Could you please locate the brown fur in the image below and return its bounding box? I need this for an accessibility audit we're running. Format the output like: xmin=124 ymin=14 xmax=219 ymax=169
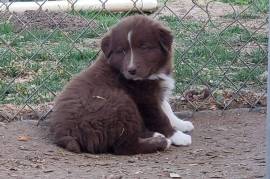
xmin=50 ymin=15 xmax=177 ymax=155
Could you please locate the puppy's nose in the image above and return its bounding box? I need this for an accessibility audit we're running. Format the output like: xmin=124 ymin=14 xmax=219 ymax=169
xmin=128 ymin=68 xmax=136 ymax=75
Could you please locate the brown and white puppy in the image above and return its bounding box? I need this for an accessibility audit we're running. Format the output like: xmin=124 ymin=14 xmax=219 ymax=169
xmin=50 ymin=15 xmax=194 ymax=155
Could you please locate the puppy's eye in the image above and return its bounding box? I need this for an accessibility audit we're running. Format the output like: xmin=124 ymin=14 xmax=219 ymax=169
xmin=140 ymin=44 xmax=153 ymax=50
xmin=115 ymin=48 xmax=126 ymax=55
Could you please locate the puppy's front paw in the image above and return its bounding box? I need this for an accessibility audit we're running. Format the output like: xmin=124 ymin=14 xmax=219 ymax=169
xmin=153 ymin=132 xmax=171 ymax=149
xmin=173 ymin=119 xmax=194 ymax=132
xmin=169 ymin=131 xmax=192 ymax=146
xmin=180 ymin=121 xmax=194 ymax=132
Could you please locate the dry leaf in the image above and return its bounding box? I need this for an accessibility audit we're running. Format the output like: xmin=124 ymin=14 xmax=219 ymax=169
xmin=17 ymin=135 xmax=31 ymax=141
xmin=198 ymin=88 xmax=210 ymax=100
xmin=209 ymin=105 xmax=217 ymax=111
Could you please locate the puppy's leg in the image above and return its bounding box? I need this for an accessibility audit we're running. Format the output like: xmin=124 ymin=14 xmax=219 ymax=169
xmin=113 ymin=131 xmax=171 ymax=155
xmin=139 ymin=104 xmax=192 ymax=146
xmin=161 ymin=100 xmax=194 ymax=132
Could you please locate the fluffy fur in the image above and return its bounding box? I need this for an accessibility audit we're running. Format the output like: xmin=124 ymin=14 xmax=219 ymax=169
xmin=50 ymin=15 xmax=193 ymax=155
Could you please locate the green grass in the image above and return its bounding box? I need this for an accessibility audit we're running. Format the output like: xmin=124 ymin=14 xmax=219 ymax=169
xmin=218 ymin=0 xmax=269 ymax=13
xmin=219 ymin=0 xmax=250 ymax=5
xmin=0 ymin=22 xmax=13 ymax=34
xmin=0 ymin=23 xmax=98 ymax=104
xmin=232 ymin=67 xmax=265 ymax=82
xmin=0 ymin=46 xmax=97 ymax=104
xmin=253 ymin=0 xmax=269 ymax=13
xmin=223 ymin=12 xmax=260 ymax=19
xmin=160 ymin=15 xmax=267 ymax=93
xmin=247 ymin=48 xmax=267 ymax=64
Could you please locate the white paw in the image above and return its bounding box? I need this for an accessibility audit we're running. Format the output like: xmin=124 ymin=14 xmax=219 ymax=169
xmin=169 ymin=131 xmax=192 ymax=146
xmin=174 ymin=120 xmax=194 ymax=132
xmin=153 ymin=132 xmax=165 ymax=138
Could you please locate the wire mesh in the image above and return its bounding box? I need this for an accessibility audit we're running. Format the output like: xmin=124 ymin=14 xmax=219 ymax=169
xmin=0 ymin=0 xmax=268 ymax=122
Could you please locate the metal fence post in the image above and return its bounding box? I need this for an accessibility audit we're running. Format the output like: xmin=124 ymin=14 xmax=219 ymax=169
xmin=267 ymin=2 xmax=270 ymax=177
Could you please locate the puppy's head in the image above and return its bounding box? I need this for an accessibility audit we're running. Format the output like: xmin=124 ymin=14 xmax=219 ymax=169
xmin=101 ymin=15 xmax=173 ymax=80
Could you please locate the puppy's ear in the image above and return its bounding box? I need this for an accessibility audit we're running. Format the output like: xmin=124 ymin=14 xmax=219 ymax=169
xmin=101 ymin=34 xmax=112 ymax=58
xmin=159 ymin=27 xmax=173 ymax=53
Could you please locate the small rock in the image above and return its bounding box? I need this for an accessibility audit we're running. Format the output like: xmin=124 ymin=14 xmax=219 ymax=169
xmin=17 ymin=135 xmax=31 ymax=142
xmin=201 ymin=171 xmax=208 ymax=174
xmin=104 ymin=175 xmax=123 ymax=179
xmin=135 ymin=171 xmax=143 ymax=174
xmin=253 ymin=157 xmax=264 ymax=160
xmin=9 ymin=167 xmax=18 ymax=171
xmin=0 ymin=122 xmax=6 ymax=126
xmin=169 ymin=173 xmax=181 ymax=178
xmin=96 ymin=162 xmax=109 ymax=166
xmin=43 ymin=170 xmax=54 ymax=173
xmin=18 ymin=146 xmax=34 ymax=151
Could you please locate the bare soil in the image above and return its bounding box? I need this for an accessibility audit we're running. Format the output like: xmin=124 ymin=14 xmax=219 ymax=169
xmin=0 ymin=108 xmax=266 ymax=179
xmin=0 ymin=10 xmax=97 ymax=32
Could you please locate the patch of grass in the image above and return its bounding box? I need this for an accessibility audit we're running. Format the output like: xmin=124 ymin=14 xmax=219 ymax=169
xmin=219 ymin=0 xmax=250 ymax=5
xmin=247 ymin=48 xmax=267 ymax=64
xmin=0 ymin=27 xmax=98 ymax=104
xmin=0 ymin=22 xmax=13 ymax=34
xmin=223 ymin=12 xmax=260 ymax=19
xmin=223 ymin=25 xmax=248 ymax=34
xmin=241 ymin=32 xmax=268 ymax=44
xmin=0 ymin=50 xmax=19 ymax=78
xmin=251 ymin=0 xmax=269 ymax=13
xmin=16 ymin=30 xmax=70 ymax=45
xmin=0 ymin=23 xmax=16 ymax=45
xmin=232 ymin=67 xmax=264 ymax=82
xmin=220 ymin=25 xmax=268 ymax=45
xmin=160 ymin=16 xmax=203 ymax=32
xmin=217 ymin=0 xmax=269 ymax=13
xmin=0 ymin=44 xmax=97 ymax=104
xmin=160 ymin=15 xmax=267 ymax=93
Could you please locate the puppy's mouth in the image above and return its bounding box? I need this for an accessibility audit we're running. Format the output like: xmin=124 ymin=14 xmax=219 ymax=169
xmin=123 ymin=72 xmax=144 ymax=81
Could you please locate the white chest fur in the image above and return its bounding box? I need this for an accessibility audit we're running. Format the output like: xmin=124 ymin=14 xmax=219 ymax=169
xmin=148 ymin=73 xmax=175 ymax=101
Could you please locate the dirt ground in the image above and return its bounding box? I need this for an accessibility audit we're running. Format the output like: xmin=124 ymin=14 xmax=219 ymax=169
xmin=0 ymin=10 xmax=97 ymax=32
xmin=0 ymin=108 xmax=266 ymax=179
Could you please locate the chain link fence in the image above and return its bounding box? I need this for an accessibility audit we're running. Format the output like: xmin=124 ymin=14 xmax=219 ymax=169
xmin=0 ymin=0 xmax=268 ymax=122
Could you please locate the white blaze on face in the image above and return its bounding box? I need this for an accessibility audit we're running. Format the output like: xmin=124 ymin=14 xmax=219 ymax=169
xmin=127 ymin=31 xmax=134 ymax=69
